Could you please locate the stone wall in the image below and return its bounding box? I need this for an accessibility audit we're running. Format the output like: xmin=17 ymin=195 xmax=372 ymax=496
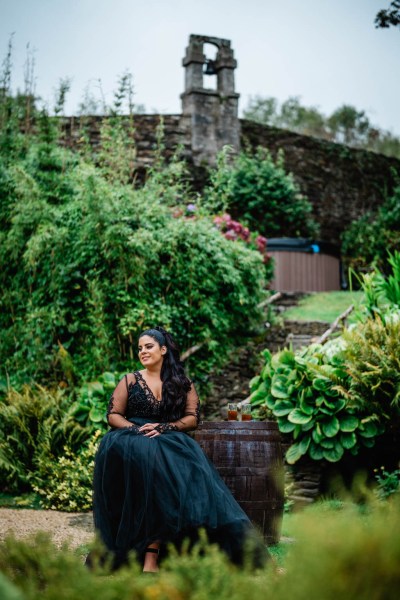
xmin=61 ymin=114 xmax=400 ymax=245
xmin=241 ymin=120 xmax=400 ymax=243
xmin=202 ymin=315 xmax=329 ymax=421
xmin=62 ymin=114 xmax=187 ymax=182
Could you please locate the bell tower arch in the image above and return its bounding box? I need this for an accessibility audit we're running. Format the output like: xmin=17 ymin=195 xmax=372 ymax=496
xmin=180 ymin=34 xmax=240 ymax=166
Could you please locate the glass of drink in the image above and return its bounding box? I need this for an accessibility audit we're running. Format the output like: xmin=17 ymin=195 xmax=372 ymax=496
xmin=241 ymin=403 xmax=252 ymax=421
xmin=227 ymin=402 xmax=238 ymax=421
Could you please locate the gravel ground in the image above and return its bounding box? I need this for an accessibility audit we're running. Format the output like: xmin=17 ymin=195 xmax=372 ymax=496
xmin=0 ymin=509 xmax=95 ymax=550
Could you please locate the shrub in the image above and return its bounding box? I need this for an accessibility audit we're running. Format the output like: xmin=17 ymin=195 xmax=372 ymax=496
xmin=0 ymin=385 xmax=86 ymax=493
xmin=352 ymin=250 xmax=400 ymax=321
xmin=275 ymin=499 xmax=400 ymax=600
xmin=70 ymin=371 xmax=122 ymax=434
xmin=1 ymin=500 xmax=400 ymax=599
xmin=204 ymin=146 xmax=319 ymax=238
xmin=342 ymin=186 xmax=400 ymax=273
xmin=343 ymin=315 xmax=400 ymax=418
xmin=251 ymin=309 xmax=400 ymax=466
xmin=374 ymin=466 xmax=400 ymax=500
xmin=0 ymin=136 xmax=268 ymax=387
xmin=250 ymin=344 xmax=384 ymax=465
xmin=31 ymin=430 xmax=101 ymax=512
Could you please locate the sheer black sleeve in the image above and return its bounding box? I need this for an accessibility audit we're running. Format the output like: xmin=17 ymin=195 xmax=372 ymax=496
xmin=106 ymin=373 xmax=140 ymax=432
xmin=155 ymin=382 xmax=200 ymax=433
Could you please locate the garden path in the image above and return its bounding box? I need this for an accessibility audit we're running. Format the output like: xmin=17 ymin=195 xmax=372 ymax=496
xmin=0 ymin=508 xmax=94 ymax=549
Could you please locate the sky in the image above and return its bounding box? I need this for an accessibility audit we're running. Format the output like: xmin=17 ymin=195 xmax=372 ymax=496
xmin=1 ymin=0 xmax=399 ymax=134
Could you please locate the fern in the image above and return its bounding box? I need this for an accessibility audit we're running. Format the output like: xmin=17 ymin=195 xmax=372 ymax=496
xmin=0 ymin=385 xmax=88 ymax=493
xmin=343 ymin=316 xmax=400 ymax=415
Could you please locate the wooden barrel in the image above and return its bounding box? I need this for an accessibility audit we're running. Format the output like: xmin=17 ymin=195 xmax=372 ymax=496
xmin=193 ymin=421 xmax=284 ymax=544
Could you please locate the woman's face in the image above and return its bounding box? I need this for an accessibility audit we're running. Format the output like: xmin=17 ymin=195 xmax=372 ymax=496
xmin=138 ymin=335 xmax=166 ymax=368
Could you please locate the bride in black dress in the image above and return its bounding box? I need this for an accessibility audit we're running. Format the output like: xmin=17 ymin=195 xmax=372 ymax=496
xmin=92 ymin=326 xmax=268 ymax=572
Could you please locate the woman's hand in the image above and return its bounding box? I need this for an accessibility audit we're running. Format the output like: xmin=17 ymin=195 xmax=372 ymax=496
xmin=139 ymin=423 xmax=161 ymax=437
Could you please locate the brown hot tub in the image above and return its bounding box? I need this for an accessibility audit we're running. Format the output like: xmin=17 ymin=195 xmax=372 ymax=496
xmin=268 ymin=238 xmax=342 ymax=292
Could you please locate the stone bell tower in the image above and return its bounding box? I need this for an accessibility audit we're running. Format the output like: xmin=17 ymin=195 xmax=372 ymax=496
xmin=180 ymin=34 xmax=240 ymax=166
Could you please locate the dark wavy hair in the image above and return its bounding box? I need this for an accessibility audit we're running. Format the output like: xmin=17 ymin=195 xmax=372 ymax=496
xmin=138 ymin=326 xmax=192 ymax=420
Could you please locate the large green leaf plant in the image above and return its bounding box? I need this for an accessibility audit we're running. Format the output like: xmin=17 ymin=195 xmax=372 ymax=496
xmin=251 ymin=254 xmax=400 ymax=465
xmin=250 ymin=342 xmax=384 ymax=465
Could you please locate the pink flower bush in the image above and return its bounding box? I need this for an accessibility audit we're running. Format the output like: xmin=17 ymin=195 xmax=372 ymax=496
xmin=213 ymin=213 xmax=270 ymax=261
xmin=256 ymin=235 xmax=267 ymax=252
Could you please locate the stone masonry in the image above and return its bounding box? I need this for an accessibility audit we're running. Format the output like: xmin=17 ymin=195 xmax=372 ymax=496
xmin=61 ymin=34 xmax=400 ymax=246
xmin=180 ymin=35 xmax=240 ymax=166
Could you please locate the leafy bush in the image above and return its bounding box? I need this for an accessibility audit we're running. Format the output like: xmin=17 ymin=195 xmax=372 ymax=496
xmin=250 ymin=344 xmax=384 ymax=464
xmin=1 ymin=500 xmax=400 ymax=599
xmin=212 ymin=212 xmax=274 ymax=280
xmin=374 ymin=466 xmax=400 ymax=500
xmin=70 ymin=371 xmax=121 ymax=434
xmin=343 ymin=315 xmax=400 ymax=418
xmin=31 ymin=430 xmax=101 ymax=511
xmin=0 ymin=126 xmax=268 ymax=387
xmin=204 ymin=146 xmax=319 ymax=238
xmin=342 ymin=187 xmax=400 ymax=273
xmin=0 ymin=381 xmax=101 ymax=509
xmin=276 ymin=499 xmax=400 ymax=600
xmin=352 ymin=251 xmax=400 ymax=322
xmin=251 ymin=253 xmax=400 ymax=465
xmin=0 ymin=385 xmax=86 ymax=493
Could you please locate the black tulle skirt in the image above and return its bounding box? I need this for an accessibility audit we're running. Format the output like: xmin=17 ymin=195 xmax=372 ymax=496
xmin=92 ymin=417 xmax=269 ymax=568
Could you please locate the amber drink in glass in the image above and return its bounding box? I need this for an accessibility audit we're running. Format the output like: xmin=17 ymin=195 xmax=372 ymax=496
xmin=241 ymin=403 xmax=252 ymax=421
xmin=228 ymin=402 xmax=238 ymax=421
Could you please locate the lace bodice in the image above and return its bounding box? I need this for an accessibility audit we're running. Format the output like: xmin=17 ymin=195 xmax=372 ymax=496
xmin=106 ymin=371 xmax=200 ymax=434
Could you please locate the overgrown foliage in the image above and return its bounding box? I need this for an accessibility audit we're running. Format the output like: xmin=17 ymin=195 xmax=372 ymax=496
xmin=250 ymin=343 xmax=384 ymax=465
xmin=204 ymin=146 xmax=319 ymax=239
xmin=0 ymin=93 xmax=269 ymax=390
xmin=251 ymin=255 xmax=400 ymax=465
xmin=343 ymin=316 xmax=400 ymax=417
xmin=0 ymin=385 xmax=86 ymax=493
xmin=1 ymin=499 xmax=400 ymax=599
xmin=0 ymin=380 xmax=105 ymax=510
xmin=31 ymin=430 xmax=100 ymax=511
xmin=375 ymin=1 xmax=400 ymax=29
xmin=342 ymin=191 xmax=400 ymax=274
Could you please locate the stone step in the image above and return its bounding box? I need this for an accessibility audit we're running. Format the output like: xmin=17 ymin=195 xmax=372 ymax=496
xmin=284 ymin=319 xmax=330 ymax=336
xmin=285 ymin=333 xmax=314 ymax=351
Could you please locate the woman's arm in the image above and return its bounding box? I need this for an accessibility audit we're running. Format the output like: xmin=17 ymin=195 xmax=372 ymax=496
xmin=140 ymin=383 xmax=200 ymax=436
xmin=107 ymin=374 xmax=139 ymax=430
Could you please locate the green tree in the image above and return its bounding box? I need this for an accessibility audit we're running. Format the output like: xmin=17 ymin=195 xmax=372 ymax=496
xmin=327 ymin=105 xmax=370 ymax=146
xmin=243 ymin=95 xmax=328 ymax=139
xmin=243 ymin=95 xmax=400 ymax=159
xmin=375 ymin=2 xmax=400 ymax=28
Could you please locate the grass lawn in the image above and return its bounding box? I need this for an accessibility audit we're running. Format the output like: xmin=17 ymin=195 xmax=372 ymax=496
xmin=283 ymin=291 xmax=364 ymax=323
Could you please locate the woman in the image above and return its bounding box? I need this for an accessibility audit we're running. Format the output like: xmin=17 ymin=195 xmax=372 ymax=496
xmin=92 ymin=326 xmax=268 ymax=572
